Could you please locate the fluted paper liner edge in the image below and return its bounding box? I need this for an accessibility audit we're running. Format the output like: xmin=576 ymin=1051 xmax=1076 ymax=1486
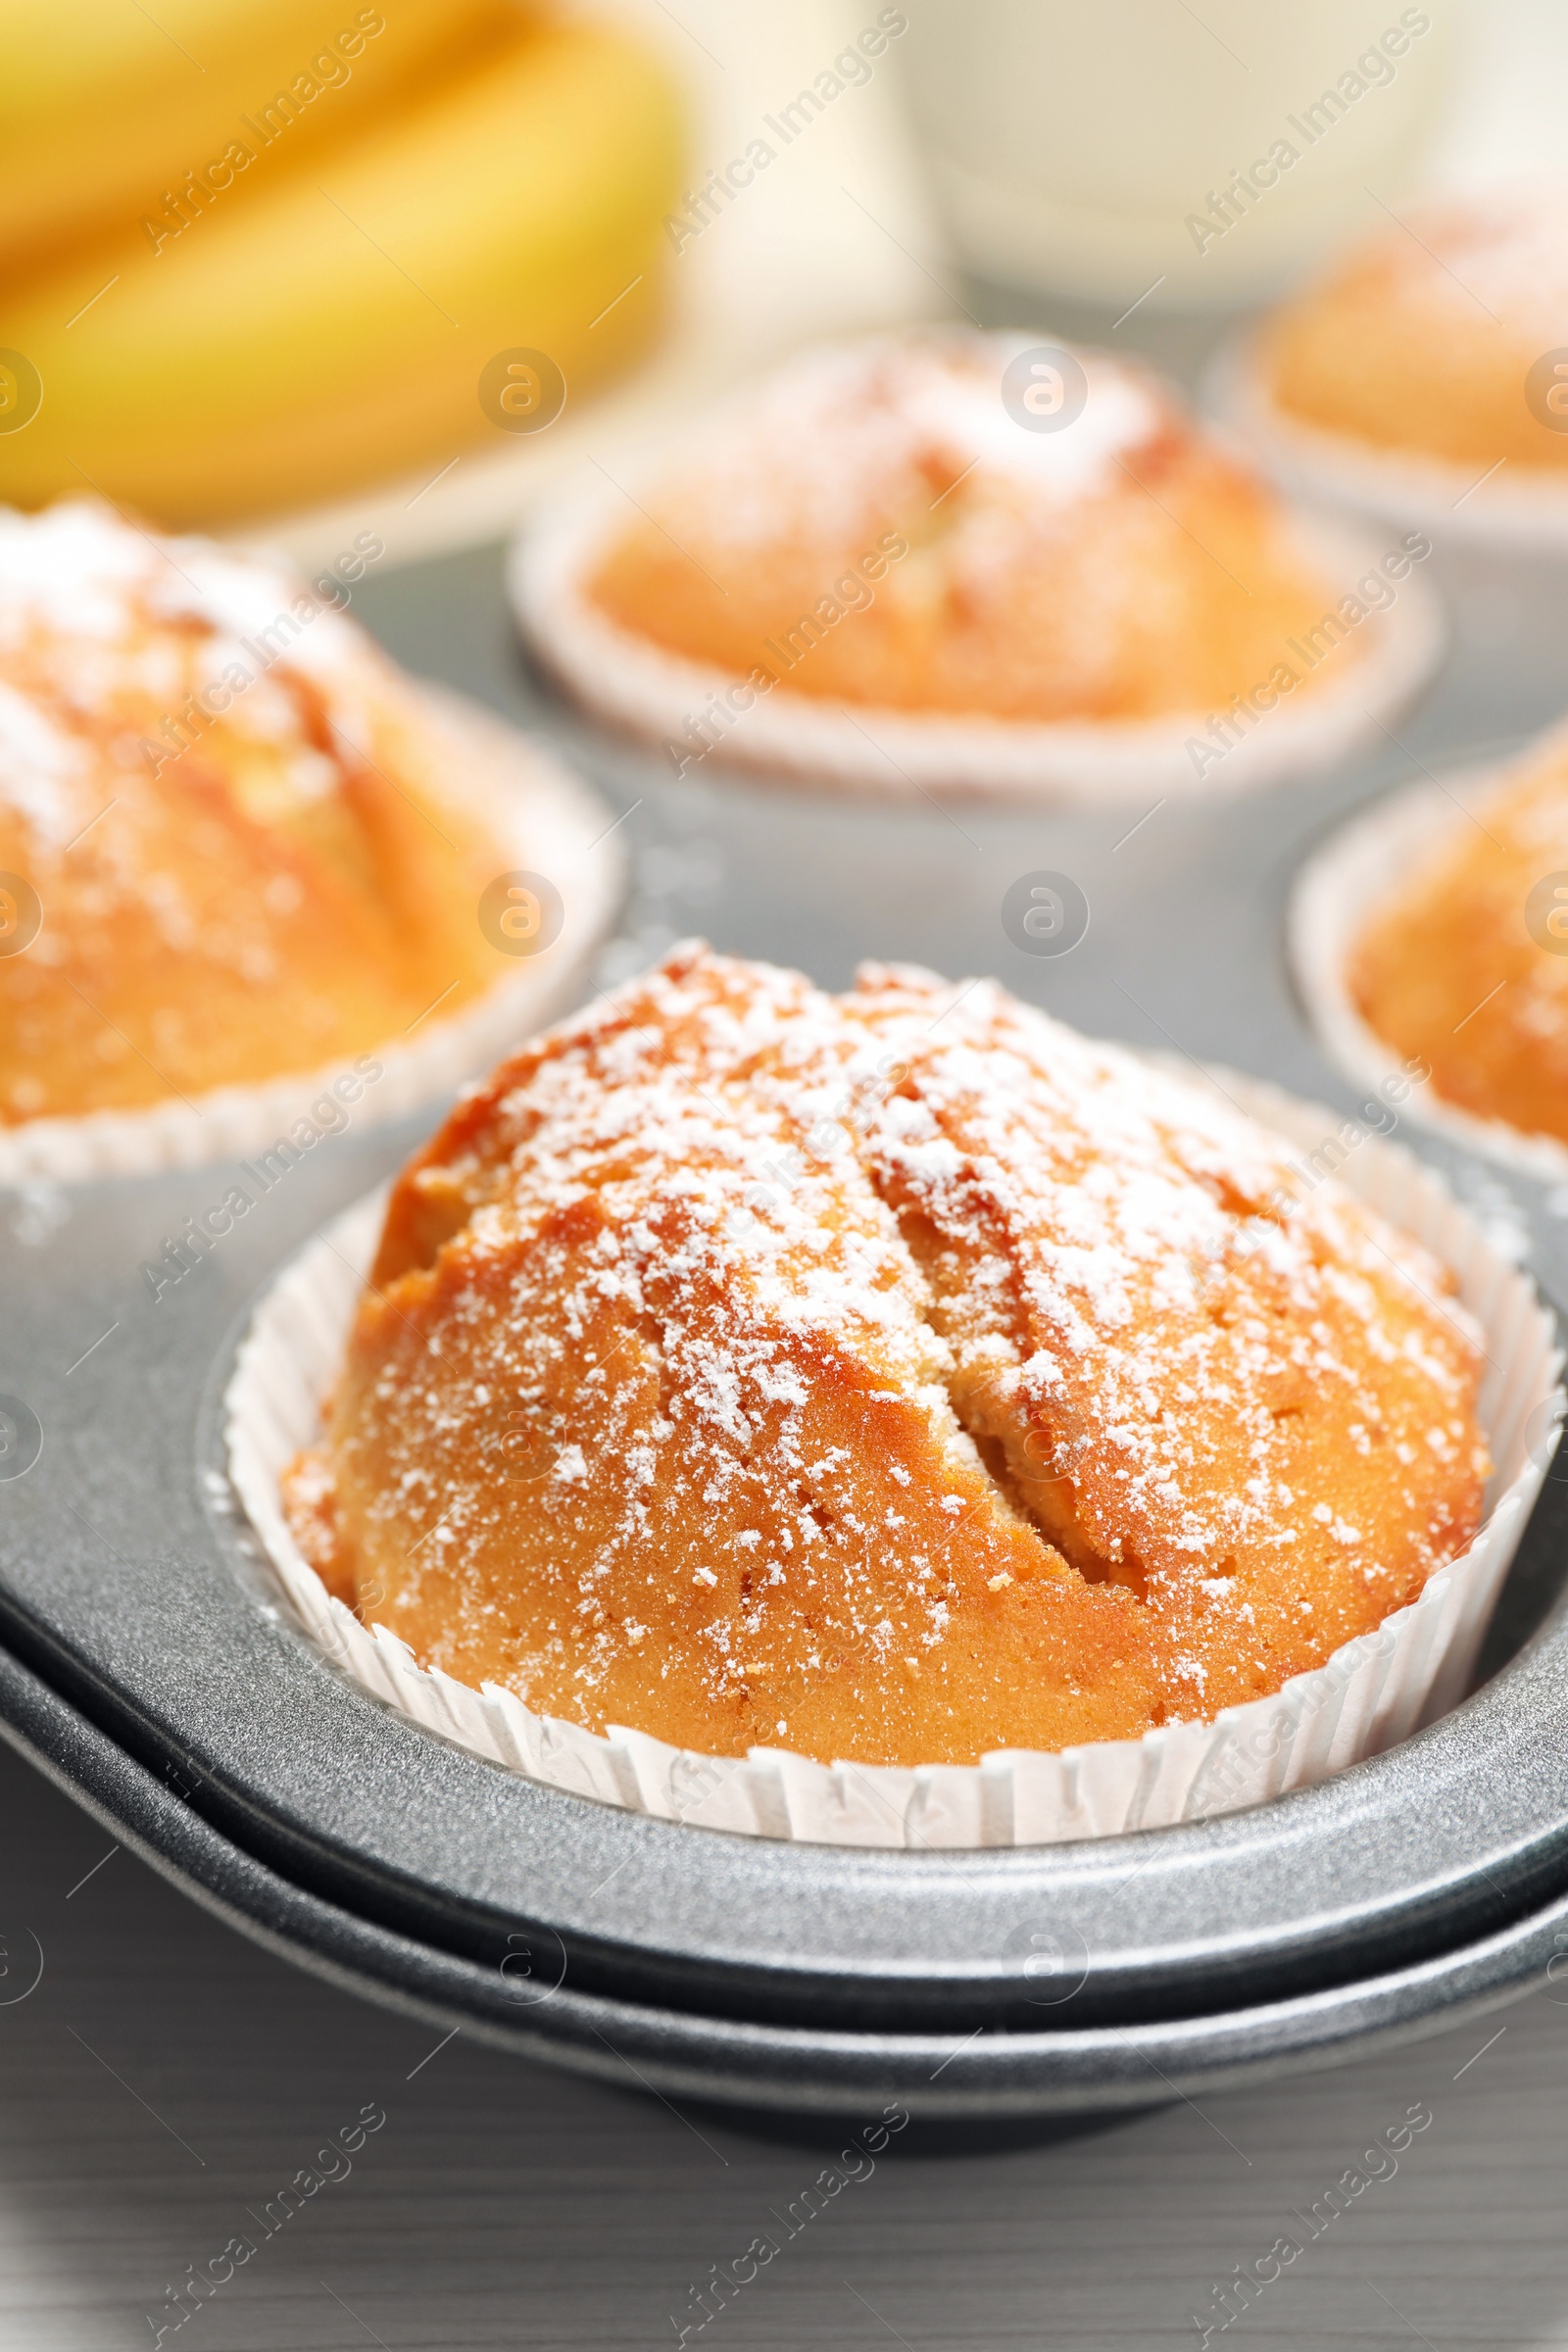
xmin=223 ymin=1071 xmax=1561 ymax=1848
xmin=507 ymin=484 xmax=1442 ymax=805
xmin=0 ymin=687 xmax=623 ymax=1186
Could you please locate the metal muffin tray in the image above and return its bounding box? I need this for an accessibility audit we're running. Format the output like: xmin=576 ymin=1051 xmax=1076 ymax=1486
xmin=4 ymin=530 xmax=1568 ymax=2124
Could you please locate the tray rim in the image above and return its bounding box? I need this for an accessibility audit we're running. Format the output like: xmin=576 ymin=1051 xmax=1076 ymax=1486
xmin=1 ymin=1629 xmax=1560 ymax=2120
xmin=14 ymin=1319 xmax=1568 ymax=2041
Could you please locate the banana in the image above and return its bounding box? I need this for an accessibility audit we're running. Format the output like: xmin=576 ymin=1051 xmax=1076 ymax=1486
xmin=0 ymin=0 xmax=511 ymax=267
xmin=0 ymin=18 xmax=683 ymax=525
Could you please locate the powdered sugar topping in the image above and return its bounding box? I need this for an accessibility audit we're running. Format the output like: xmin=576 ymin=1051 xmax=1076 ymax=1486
xmin=324 ymin=948 xmax=1485 ymax=1738
xmin=638 ymin=332 xmax=1165 ymax=551
xmin=0 ymin=500 xmax=392 ymax=849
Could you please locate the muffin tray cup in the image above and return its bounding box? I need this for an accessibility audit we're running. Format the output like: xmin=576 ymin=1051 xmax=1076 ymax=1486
xmin=1208 ymin=331 xmax=1568 ymax=551
xmin=0 ymin=686 xmax=625 ymax=1186
xmin=508 ymin=478 xmax=1444 ymax=805
xmin=223 ymin=1076 xmax=1559 ymax=1851
xmin=3 ymin=969 xmax=1568 ymax=2122
xmin=7 ymin=547 xmax=1568 ymax=2122
xmin=1291 ymin=748 xmax=1568 ymax=1188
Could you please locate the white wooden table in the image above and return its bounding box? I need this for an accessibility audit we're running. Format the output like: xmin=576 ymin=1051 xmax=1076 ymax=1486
xmin=1 ymin=1735 xmax=1563 ymax=2352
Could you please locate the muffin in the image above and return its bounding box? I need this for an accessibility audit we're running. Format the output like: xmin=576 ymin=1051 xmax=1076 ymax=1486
xmin=514 ymin=330 xmax=1442 ymax=799
xmin=1232 ymin=181 xmax=1568 ymax=534
xmin=1348 ymin=731 xmax=1568 ymax=1150
xmin=283 ymin=945 xmax=1488 ymax=1773
xmin=0 ymin=500 xmax=611 ymax=1148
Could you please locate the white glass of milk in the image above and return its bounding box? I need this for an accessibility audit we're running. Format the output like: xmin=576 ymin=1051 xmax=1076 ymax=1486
xmin=893 ymin=0 xmax=1456 ymax=311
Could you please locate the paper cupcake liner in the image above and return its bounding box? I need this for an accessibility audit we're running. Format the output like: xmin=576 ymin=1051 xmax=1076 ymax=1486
xmin=507 ymin=483 xmax=1443 ymax=806
xmin=0 ymin=687 xmax=623 ymax=1187
xmin=221 ymin=1065 xmax=1561 ymax=1849
xmin=1290 ymin=744 xmax=1568 ymax=1188
xmin=1210 ymin=332 xmax=1568 ymax=552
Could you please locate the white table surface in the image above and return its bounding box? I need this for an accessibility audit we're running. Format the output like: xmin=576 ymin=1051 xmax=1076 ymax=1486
xmin=1 ymin=1733 xmax=1564 ymax=2352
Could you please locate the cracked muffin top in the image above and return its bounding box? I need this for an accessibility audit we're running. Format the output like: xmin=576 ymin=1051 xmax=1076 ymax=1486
xmin=582 ymin=329 xmax=1367 ymax=725
xmin=1349 ymin=731 xmax=1568 ymax=1147
xmin=0 ymin=500 xmax=512 ymax=1123
xmin=1259 ymin=181 xmax=1568 ymax=474
xmin=285 ymin=946 xmax=1487 ymax=1769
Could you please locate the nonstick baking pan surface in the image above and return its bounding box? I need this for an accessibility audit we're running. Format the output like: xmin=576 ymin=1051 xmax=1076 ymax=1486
xmin=3 ymin=532 xmax=1567 ymax=2118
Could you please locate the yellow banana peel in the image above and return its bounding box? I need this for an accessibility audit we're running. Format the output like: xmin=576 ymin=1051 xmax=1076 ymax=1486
xmin=0 ymin=17 xmax=683 ymax=525
xmin=0 ymin=0 xmax=514 ymax=267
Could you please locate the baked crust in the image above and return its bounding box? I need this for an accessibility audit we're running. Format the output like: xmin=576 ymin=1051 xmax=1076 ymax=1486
xmin=1261 ymin=182 xmax=1568 ymax=472
xmin=1350 ymin=735 xmax=1568 ymax=1145
xmin=287 ymin=947 xmax=1487 ymax=1770
xmin=583 ymin=331 xmax=1363 ymax=724
xmin=0 ymin=501 xmax=512 ymax=1122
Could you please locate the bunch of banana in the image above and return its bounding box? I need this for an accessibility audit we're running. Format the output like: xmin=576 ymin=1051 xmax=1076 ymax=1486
xmin=0 ymin=3 xmax=683 ymax=524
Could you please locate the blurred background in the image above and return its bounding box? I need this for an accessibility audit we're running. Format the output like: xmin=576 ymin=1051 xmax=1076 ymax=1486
xmin=2 ymin=0 xmax=1565 ymax=571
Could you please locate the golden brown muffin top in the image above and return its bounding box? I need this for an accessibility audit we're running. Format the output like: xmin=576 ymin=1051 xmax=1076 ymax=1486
xmin=0 ymin=500 xmax=513 ymax=1122
xmin=1261 ymin=180 xmax=1568 ymax=470
xmin=584 ymin=330 xmax=1365 ymax=725
xmin=287 ymin=947 xmax=1486 ymax=1770
xmin=1350 ymin=734 xmax=1568 ymax=1145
